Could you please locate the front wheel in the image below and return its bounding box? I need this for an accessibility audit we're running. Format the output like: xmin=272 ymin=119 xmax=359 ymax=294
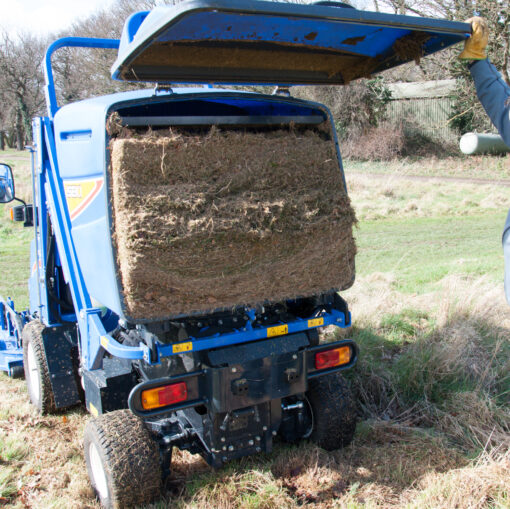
xmin=307 ymin=372 xmax=357 ymax=451
xmin=83 ymin=409 xmax=162 ymax=509
xmin=22 ymin=320 xmax=56 ymax=414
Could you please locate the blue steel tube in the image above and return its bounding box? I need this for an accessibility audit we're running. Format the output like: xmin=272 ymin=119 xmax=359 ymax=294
xmin=44 ymin=37 xmax=120 ymax=119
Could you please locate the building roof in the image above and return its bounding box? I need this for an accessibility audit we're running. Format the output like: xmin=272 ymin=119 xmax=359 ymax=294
xmin=387 ymin=80 xmax=457 ymax=99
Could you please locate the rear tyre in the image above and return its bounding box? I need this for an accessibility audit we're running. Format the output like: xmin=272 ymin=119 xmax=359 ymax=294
xmin=307 ymin=372 xmax=357 ymax=451
xmin=22 ymin=320 xmax=56 ymax=414
xmin=9 ymin=365 xmax=24 ymax=379
xmin=83 ymin=409 xmax=162 ymax=509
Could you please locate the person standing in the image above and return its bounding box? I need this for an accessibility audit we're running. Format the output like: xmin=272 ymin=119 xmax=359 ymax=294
xmin=459 ymin=17 xmax=510 ymax=146
xmin=459 ymin=17 xmax=510 ymax=302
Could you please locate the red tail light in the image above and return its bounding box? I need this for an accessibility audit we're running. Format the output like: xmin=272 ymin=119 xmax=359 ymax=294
xmin=315 ymin=346 xmax=351 ymax=370
xmin=141 ymin=382 xmax=187 ymax=410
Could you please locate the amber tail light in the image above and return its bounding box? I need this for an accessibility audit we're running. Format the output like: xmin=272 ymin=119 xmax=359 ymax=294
xmin=315 ymin=346 xmax=351 ymax=370
xmin=141 ymin=382 xmax=188 ymax=410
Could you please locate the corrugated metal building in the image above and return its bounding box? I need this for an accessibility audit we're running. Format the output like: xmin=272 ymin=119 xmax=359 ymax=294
xmin=386 ymin=80 xmax=457 ymax=141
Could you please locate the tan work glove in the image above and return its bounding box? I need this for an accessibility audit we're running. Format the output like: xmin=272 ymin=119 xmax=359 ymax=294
xmin=459 ymin=17 xmax=489 ymax=60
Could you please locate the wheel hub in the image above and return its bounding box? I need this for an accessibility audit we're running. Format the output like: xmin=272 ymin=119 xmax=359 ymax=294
xmin=89 ymin=442 xmax=109 ymax=501
xmin=26 ymin=341 xmax=41 ymax=402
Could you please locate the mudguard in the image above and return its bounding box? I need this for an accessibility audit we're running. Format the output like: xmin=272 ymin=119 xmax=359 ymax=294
xmin=41 ymin=324 xmax=82 ymax=408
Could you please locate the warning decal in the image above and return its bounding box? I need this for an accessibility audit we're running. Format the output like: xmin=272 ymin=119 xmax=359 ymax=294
xmin=64 ymin=178 xmax=104 ymax=221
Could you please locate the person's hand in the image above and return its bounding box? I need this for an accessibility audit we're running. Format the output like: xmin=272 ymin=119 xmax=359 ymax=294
xmin=459 ymin=17 xmax=489 ymax=60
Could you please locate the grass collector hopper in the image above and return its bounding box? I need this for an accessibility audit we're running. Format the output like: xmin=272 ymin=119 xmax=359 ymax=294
xmin=0 ymin=2 xmax=468 ymax=507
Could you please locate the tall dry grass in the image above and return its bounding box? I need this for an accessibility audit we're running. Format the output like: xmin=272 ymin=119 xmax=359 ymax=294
xmin=345 ymin=274 xmax=510 ymax=456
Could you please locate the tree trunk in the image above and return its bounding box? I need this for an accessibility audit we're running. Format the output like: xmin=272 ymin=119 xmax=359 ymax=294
xmin=18 ymin=95 xmax=32 ymax=143
xmin=15 ymin=110 xmax=24 ymax=151
xmin=6 ymin=131 xmax=15 ymax=149
xmin=0 ymin=132 xmax=4 ymax=151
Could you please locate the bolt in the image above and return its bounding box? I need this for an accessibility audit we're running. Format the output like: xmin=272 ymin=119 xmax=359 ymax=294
xmin=221 ymin=437 xmax=225 ymax=443
xmin=222 ymin=446 xmax=227 ymax=451
xmin=336 ymin=318 xmax=342 ymax=323
xmin=255 ymin=436 xmax=261 ymax=442
xmin=292 ymin=354 xmax=297 ymax=360
xmin=262 ymin=426 xmax=268 ymax=431
xmin=228 ymin=445 xmax=234 ymax=452
xmin=222 ymin=457 xmax=227 ymax=463
xmin=248 ymin=440 xmax=254 ymax=446
xmin=256 ymin=447 xmax=261 ymax=453
xmin=231 ymin=367 xmax=237 ymax=373
xmin=80 ymin=311 xmax=85 ymax=319
xmin=218 ymin=319 xmax=223 ymax=325
xmin=272 ymin=430 xmax=277 ymax=436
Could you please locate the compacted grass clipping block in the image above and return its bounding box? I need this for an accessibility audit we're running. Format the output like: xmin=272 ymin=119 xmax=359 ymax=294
xmin=109 ymin=125 xmax=357 ymax=320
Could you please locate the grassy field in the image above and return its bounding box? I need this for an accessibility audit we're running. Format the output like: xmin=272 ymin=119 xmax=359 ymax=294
xmin=0 ymin=150 xmax=508 ymax=508
xmin=344 ymin=153 xmax=510 ymax=180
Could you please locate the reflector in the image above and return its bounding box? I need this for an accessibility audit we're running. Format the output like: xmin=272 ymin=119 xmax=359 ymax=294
xmin=141 ymin=382 xmax=187 ymax=410
xmin=315 ymin=346 xmax=351 ymax=370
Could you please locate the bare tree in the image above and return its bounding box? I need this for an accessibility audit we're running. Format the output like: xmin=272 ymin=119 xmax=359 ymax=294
xmin=0 ymin=32 xmax=46 ymax=149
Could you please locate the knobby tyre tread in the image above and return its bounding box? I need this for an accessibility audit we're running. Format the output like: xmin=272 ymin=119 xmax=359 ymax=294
xmin=307 ymin=372 xmax=357 ymax=451
xmin=22 ymin=320 xmax=56 ymax=414
xmin=83 ymin=409 xmax=162 ymax=509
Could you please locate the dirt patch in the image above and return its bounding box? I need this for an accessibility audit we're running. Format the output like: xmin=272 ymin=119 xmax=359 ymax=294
xmin=110 ymin=125 xmax=356 ymax=320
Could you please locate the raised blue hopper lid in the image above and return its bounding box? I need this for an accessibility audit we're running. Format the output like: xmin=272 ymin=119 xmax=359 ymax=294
xmin=112 ymin=0 xmax=469 ymax=85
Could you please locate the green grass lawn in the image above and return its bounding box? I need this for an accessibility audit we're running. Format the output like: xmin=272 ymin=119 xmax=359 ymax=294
xmin=0 ymin=150 xmax=32 ymax=309
xmin=355 ymin=212 xmax=506 ymax=293
xmin=0 ymin=222 xmax=31 ymax=309
xmin=344 ymin=154 xmax=510 ymax=180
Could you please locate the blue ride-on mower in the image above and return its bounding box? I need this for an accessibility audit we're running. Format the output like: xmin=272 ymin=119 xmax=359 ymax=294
xmin=0 ymin=2 xmax=469 ymax=507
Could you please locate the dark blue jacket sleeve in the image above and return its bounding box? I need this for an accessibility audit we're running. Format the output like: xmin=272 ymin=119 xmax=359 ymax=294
xmin=470 ymin=59 xmax=510 ymax=146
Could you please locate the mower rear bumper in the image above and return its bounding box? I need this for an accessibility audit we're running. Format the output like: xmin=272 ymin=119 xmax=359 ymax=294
xmin=128 ymin=336 xmax=357 ymax=418
xmin=127 ymin=335 xmax=357 ymax=467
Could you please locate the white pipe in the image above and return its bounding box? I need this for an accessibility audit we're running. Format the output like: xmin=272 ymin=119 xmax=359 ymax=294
xmin=459 ymin=132 xmax=510 ymax=155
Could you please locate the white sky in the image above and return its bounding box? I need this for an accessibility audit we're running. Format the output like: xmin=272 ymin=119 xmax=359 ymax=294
xmin=0 ymin=0 xmax=391 ymax=38
xmin=0 ymin=0 xmax=115 ymax=37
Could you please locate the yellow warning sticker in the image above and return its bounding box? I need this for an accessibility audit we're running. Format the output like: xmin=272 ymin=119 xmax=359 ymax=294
xmin=63 ymin=178 xmax=104 ymax=221
xmin=173 ymin=341 xmax=193 ymax=354
xmin=267 ymin=324 xmax=288 ymax=338
xmin=100 ymin=336 xmax=109 ymax=349
xmin=89 ymin=402 xmax=99 ymax=417
xmin=308 ymin=318 xmax=324 ymax=328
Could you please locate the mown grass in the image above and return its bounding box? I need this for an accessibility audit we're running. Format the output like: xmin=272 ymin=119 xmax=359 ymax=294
xmin=344 ymin=153 xmax=510 ymax=180
xmin=0 ymin=149 xmax=33 ymax=309
xmin=347 ymin=174 xmax=509 ymax=221
xmin=355 ymin=212 xmax=506 ymax=293
xmin=0 ymin=150 xmax=508 ymax=508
